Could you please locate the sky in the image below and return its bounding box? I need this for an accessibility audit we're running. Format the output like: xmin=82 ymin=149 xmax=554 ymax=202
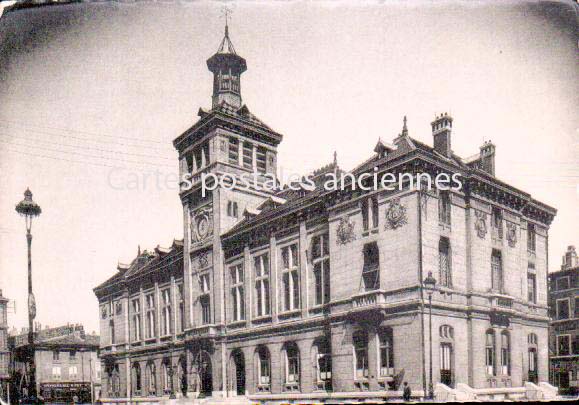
xmin=0 ymin=0 xmax=577 ymax=335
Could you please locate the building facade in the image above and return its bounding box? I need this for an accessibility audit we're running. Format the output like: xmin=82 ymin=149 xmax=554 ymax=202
xmin=10 ymin=324 xmax=100 ymax=403
xmin=0 ymin=290 xmax=9 ymax=402
xmin=548 ymin=245 xmax=579 ymax=394
xmin=94 ymin=26 xmax=558 ymax=403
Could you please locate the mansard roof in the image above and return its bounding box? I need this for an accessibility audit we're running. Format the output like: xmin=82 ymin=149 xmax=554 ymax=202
xmin=223 ymin=132 xmax=556 ymax=243
xmin=94 ymin=239 xmax=183 ymax=297
xmin=173 ymin=101 xmax=283 ymax=152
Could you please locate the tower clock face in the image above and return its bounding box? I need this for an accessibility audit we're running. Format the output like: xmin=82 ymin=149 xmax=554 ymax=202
xmin=191 ymin=206 xmax=213 ymax=242
xmin=197 ymin=216 xmax=210 ymax=239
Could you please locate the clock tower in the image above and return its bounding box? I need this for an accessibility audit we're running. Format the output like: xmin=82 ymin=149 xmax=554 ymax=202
xmin=172 ymin=23 xmax=284 ymax=347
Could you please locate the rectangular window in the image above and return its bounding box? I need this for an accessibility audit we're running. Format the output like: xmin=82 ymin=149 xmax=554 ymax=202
xmin=228 ymin=137 xmax=239 ymax=165
xmin=361 ymin=199 xmax=369 ymax=231
xmin=70 ymin=351 xmax=76 ymax=361
xmin=439 ymin=237 xmax=452 ymax=287
xmin=527 ymin=272 xmax=536 ymax=303
xmin=557 ymin=298 xmax=570 ymax=320
xmin=199 ymin=273 xmax=211 ymax=325
xmin=371 ymin=198 xmax=379 ymax=229
xmin=556 ymin=276 xmax=570 ymax=291
xmin=379 ymin=330 xmax=394 ymax=377
xmin=362 ymin=242 xmax=380 ymax=291
xmin=353 ymin=332 xmax=369 ymax=379
xmin=256 ymin=146 xmax=267 ymax=173
xmin=501 ymin=333 xmax=510 ymax=375
xmin=438 ymin=191 xmax=451 ymax=225
xmin=52 ymin=366 xmax=61 ymax=380
xmin=254 ymin=254 xmax=270 ymax=317
xmin=69 ymin=366 xmax=78 ymax=378
xmin=160 ymin=289 xmax=172 ymax=336
xmin=440 ymin=343 xmax=452 ymax=372
xmin=286 ymin=348 xmax=300 ymax=384
xmin=145 ymin=293 xmax=156 ymax=339
xmin=575 ymin=297 xmax=579 ymax=318
xmin=177 ymin=284 xmax=185 ymax=333
xmin=557 ymin=335 xmax=570 ymax=356
xmin=132 ymin=298 xmax=142 ymax=341
xmin=485 ymin=332 xmax=495 ymax=376
xmin=53 ymin=351 xmax=60 ymax=361
xmin=243 ymin=141 xmax=253 ymax=169
xmin=491 ymin=250 xmax=503 ymax=293
xmin=227 ymin=201 xmax=239 ymax=218
xmin=281 ymin=244 xmax=300 ymax=311
xmin=230 ymin=264 xmax=245 ymax=321
xmin=527 ymin=224 xmax=536 ymax=252
xmin=312 ymin=233 xmax=331 ymax=305
xmin=492 ymin=207 xmax=503 ymax=239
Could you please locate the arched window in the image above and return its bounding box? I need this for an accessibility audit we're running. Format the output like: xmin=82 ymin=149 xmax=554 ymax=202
xmin=501 ymin=331 xmax=511 ymax=376
xmin=313 ymin=337 xmax=332 ymax=390
xmin=439 ymin=325 xmax=454 ymax=386
xmin=255 ymin=346 xmax=271 ymax=391
xmin=353 ymin=330 xmax=369 ymax=380
xmin=379 ymin=328 xmax=394 ymax=377
xmin=161 ymin=360 xmax=171 ymax=394
xmin=528 ymin=333 xmax=538 ymax=383
xmin=485 ymin=330 xmax=496 ymax=376
xmin=132 ymin=362 xmax=142 ymax=396
xmin=283 ymin=342 xmax=300 ymax=390
xmin=146 ymin=362 xmax=157 ymax=396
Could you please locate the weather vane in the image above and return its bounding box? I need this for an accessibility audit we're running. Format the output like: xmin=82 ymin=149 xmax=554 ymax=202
xmin=221 ymin=6 xmax=233 ymax=28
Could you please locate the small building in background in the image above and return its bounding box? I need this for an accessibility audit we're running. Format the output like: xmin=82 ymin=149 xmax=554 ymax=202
xmin=0 ymin=290 xmax=9 ymax=402
xmin=549 ymin=245 xmax=579 ymax=394
xmin=9 ymin=323 xmax=100 ymax=403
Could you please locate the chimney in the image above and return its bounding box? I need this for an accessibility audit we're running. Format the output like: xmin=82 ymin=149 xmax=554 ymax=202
xmin=431 ymin=112 xmax=453 ymax=157
xmin=562 ymin=245 xmax=578 ymax=269
xmin=479 ymin=141 xmax=496 ymax=176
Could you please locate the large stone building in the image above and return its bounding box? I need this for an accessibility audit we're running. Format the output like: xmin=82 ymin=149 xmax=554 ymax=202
xmin=10 ymin=324 xmax=100 ymax=403
xmin=548 ymin=245 xmax=578 ymax=394
xmin=0 ymin=290 xmax=9 ymax=402
xmin=94 ymin=25 xmax=559 ymax=403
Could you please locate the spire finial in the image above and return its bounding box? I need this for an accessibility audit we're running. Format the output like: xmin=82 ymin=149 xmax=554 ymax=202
xmin=333 ymin=151 xmax=338 ymax=166
xmin=402 ymin=115 xmax=408 ymax=136
xmin=222 ymin=6 xmax=232 ymax=36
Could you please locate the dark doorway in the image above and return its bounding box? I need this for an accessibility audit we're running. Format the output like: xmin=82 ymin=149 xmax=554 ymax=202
xmin=232 ymin=350 xmax=246 ymax=395
xmin=196 ymin=351 xmax=213 ymax=397
xmin=558 ymin=371 xmax=570 ymax=389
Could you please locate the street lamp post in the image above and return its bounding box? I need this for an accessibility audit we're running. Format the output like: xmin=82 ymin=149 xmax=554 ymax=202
xmin=15 ymin=188 xmax=42 ymax=399
xmin=423 ymin=271 xmax=437 ymax=400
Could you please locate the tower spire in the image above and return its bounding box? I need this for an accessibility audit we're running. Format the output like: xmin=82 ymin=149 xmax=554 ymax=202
xmin=207 ymin=11 xmax=247 ymax=109
xmin=401 ymin=115 xmax=408 ymax=137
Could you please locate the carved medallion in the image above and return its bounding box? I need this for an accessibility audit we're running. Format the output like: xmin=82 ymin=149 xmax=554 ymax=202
xmin=336 ymin=216 xmax=355 ymax=245
xmin=384 ymin=198 xmax=408 ymax=230
xmin=101 ymin=306 xmax=107 ymax=319
xmin=191 ymin=206 xmax=214 ymax=243
xmin=198 ymin=251 xmax=209 ymax=268
xmin=506 ymin=222 xmax=517 ymax=247
xmin=475 ymin=211 xmax=487 ymax=239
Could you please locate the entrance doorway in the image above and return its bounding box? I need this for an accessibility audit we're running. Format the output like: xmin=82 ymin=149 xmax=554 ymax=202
xmin=196 ymin=351 xmax=213 ymax=397
xmin=232 ymin=350 xmax=246 ymax=395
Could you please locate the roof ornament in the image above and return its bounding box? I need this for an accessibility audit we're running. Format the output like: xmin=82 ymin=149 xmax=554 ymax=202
xmin=401 ymin=115 xmax=409 ymax=137
xmin=218 ymin=6 xmax=236 ymax=54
